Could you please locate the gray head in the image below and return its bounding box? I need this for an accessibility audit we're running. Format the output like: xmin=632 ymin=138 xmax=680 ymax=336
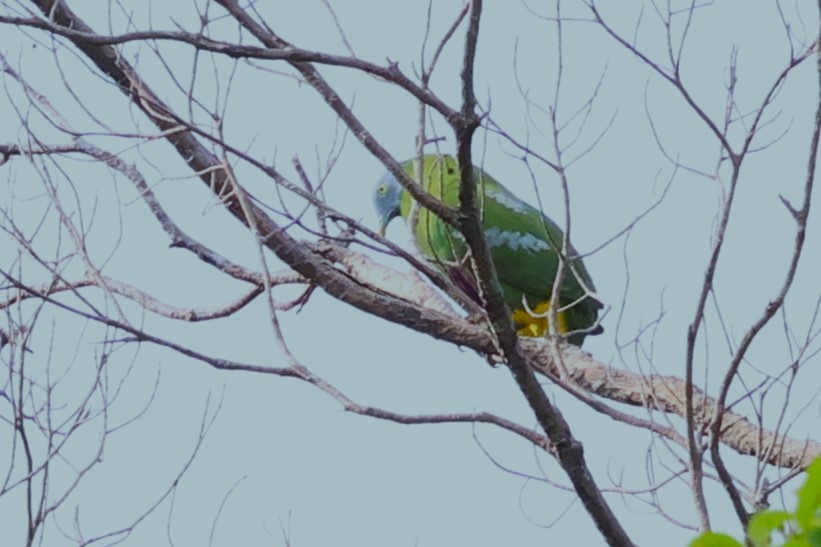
xmin=373 ymin=170 xmax=402 ymax=236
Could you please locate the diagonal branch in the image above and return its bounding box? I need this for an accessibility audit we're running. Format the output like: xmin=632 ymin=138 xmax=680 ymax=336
xmin=450 ymin=2 xmax=633 ymax=545
xmin=25 ymin=0 xmax=480 ymax=351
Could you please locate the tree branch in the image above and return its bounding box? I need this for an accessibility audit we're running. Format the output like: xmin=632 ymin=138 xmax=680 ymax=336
xmin=451 ymin=2 xmax=633 ymax=545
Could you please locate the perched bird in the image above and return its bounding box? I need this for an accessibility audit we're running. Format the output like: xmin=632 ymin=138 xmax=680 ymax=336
xmin=373 ymin=154 xmax=602 ymax=346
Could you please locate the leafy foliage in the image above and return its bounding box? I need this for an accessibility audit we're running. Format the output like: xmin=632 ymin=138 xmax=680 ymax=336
xmin=691 ymin=458 xmax=821 ymax=547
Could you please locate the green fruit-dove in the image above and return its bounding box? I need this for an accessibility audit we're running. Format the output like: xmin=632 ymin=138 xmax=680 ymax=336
xmin=373 ymin=154 xmax=602 ymax=346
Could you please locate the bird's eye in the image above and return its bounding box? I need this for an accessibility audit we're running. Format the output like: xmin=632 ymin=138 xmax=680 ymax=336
xmin=377 ymin=184 xmax=388 ymax=195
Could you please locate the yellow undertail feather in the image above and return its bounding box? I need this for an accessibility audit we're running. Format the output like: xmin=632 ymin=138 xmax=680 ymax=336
xmin=512 ymin=301 xmax=568 ymax=337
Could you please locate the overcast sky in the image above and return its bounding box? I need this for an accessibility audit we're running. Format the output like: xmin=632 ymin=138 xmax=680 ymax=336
xmin=1 ymin=1 xmax=819 ymax=546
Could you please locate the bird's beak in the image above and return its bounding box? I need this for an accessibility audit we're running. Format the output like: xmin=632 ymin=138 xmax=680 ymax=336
xmin=377 ymin=209 xmax=398 ymax=237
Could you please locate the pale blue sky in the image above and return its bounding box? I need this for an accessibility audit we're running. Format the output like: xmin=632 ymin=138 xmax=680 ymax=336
xmin=1 ymin=1 xmax=819 ymax=546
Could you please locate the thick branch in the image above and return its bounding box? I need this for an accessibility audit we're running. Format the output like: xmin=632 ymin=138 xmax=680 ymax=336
xmin=3 ymin=243 xmax=817 ymax=472
xmin=525 ymin=341 xmax=820 ymax=471
xmin=452 ymin=2 xmax=632 ymax=545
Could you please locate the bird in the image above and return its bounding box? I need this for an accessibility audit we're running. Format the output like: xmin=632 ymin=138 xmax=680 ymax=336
xmin=373 ymin=154 xmax=602 ymax=346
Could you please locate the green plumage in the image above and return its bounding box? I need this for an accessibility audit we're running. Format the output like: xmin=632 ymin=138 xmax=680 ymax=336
xmin=375 ymin=154 xmax=602 ymax=345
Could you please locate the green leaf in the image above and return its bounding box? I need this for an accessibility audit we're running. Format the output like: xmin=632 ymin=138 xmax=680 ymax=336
xmin=748 ymin=510 xmax=791 ymax=545
xmin=690 ymin=532 xmax=745 ymax=547
xmin=782 ymin=537 xmax=811 ymax=547
xmin=796 ymin=458 xmax=821 ymax=531
xmin=807 ymin=527 xmax=821 ymax=547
